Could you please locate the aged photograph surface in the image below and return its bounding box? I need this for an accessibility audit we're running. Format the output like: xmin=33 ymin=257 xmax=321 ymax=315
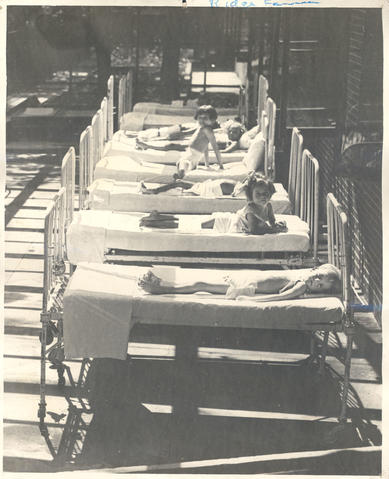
xmin=4 ymin=4 xmax=383 ymax=475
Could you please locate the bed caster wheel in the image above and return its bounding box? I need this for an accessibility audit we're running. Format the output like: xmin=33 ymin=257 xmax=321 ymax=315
xmin=39 ymin=328 xmax=54 ymax=345
xmin=53 ymin=260 xmax=66 ymax=276
xmin=48 ymin=346 xmax=65 ymax=365
xmin=58 ymin=376 xmax=66 ymax=387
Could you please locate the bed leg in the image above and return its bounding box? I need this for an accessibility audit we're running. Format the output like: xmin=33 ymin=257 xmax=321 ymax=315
xmin=318 ymin=331 xmax=329 ymax=375
xmin=39 ymin=314 xmax=48 ymax=428
xmin=339 ymin=331 xmax=354 ymax=423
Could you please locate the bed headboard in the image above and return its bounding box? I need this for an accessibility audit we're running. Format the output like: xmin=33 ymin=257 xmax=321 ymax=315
xmin=107 ymin=75 xmax=114 ymax=140
xmin=100 ymin=97 xmax=108 ymax=145
xmin=300 ymin=149 xmax=319 ymax=264
xmin=257 ymin=75 xmax=269 ymax=125
xmin=287 ymin=127 xmax=304 ymax=215
xmin=42 ymin=188 xmax=67 ymax=313
xmin=79 ymin=126 xmax=93 ymax=210
xmin=265 ymin=97 xmax=276 ymax=181
xmin=327 ymin=193 xmax=351 ymax=309
xmin=61 ymin=147 xmax=75 ymax=227
xmin=118 ymin=71 xmax=134 ymax=125
xmin=91 ymin=108 xmax=104 ymax=169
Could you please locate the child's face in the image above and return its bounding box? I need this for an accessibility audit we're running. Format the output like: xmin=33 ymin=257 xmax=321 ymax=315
xmin=197 ymin=113 xmax=213 ymax=127
xmin=252 ymin=183 xmax=271 ymax=206
xmin=306 ymin=274 xmax=334 ymax=292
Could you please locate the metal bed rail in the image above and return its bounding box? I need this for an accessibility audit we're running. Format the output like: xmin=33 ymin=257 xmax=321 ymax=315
xmin=100 ymin=97 xmax=108 ymax=145
xmin=265 ymin=97 xmax=276 ymax=181
xmin=61 ymin=147 xmax=75 ymax=228
xmin=78 ymin=126 xmax=93 ymax=211
xmin=287 ymin=127 xmax=304 ymax=215
xmin=326 ymin=192 xmax=355 ymax=424
xmin=107 ymin=74 xmax=114 ymax=140
xmin=91 ymin=108 xmax=105 ymax=171
xmin=39 ymin=188 xmax=69 ymax=426
xmin=300 ymin=149 xmax=319 ymax=264
xmin=118 ymin=71 xmax=134 ymax=127
xmin=257 ymin=74 xmax=269 ymax=125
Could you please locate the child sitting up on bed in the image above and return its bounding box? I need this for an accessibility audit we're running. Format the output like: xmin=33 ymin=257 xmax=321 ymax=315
xmin=138 ymin=263 xmax=341 ymax=301
xmin=201 ymin=173 xmax=287 ymax=235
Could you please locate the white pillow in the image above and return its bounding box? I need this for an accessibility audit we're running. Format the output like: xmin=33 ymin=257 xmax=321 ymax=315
xmin=242 ymin=132 xmax=265 ymax=172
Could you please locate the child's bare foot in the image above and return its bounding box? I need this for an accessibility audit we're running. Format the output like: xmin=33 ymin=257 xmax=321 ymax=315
xmin=140 ymin=181 xmax=151 ymax=195
xmin=138 ymin=270 xmax=166 ymax=294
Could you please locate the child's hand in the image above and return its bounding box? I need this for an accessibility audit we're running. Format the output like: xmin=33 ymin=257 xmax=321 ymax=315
xmin=275 ymin=220 xmax=287 ymax=232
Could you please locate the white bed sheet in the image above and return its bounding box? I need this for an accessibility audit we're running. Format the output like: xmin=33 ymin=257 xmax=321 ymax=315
xmin=102 ymin=132 xmax=246 ymax=165
xmin=133 ymin=102 xmax=238 ymax=116
xmin=64 ymin=263 xmax=345 ymax=360
xmin=88 ymin=179 xmax=292 ymax=214
xmin=94 ymin=155 xmax=250 ymax=184
xmin=66 ymin=210 xmax=310 ymax=265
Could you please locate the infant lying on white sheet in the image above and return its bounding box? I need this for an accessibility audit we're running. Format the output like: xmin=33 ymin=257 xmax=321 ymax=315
xmin=140 ymin=178 xmax=238 ymax=197
xmin=138 ymin=264 xmax=341 ymax=302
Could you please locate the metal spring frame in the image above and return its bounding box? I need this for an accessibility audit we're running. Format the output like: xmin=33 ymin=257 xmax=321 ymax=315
xmin=257 ymin=74 xmax=269 ymax=125
xmin=118 ymin=71 xmax=134 ymax=127
xmin=326 ymin=192 xmax=355 ymax=423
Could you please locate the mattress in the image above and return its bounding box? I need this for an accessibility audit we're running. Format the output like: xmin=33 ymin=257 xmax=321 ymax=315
xmin=94 ymin=156 xmax=250 ymax=184
xmin=133 ymin=102 xmax=238 ymax=117
xmin=66 ymin=210 xmax=310 ymax=265
xmin=88 ymin=179 xmax=292 ymax=215
xmin=120 ymin=112 xmax=233 ymax=131
xmin=102 ymin=132 xmax=246 ymax=165
xmin=64 ymin=263 xmax=345 ymax=360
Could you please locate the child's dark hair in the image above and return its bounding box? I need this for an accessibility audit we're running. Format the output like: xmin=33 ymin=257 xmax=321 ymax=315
xmin=243 ymin=172 xmax=276 ymax=202
xmin=194 ymin=105 xmax=218 ymax=121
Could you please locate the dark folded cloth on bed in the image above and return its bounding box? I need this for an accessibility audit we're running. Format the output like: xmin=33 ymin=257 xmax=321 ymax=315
xmin=139 ymin=211 xmax=179 ymax=228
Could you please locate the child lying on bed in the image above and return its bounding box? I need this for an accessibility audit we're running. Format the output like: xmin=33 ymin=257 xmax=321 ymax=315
xmin=139 ymin=178 xmax=238 ymax=197
xmin=138 ymin=264 xmax=341 ymax=301
xmin=135 ymin=120 xmax=245 ymax=154
xmin=201 ymin=173 xmax=287 ymax=234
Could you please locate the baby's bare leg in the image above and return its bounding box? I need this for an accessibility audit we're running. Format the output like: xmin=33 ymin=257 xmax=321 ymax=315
xmin=138 ymin=270 xmax=228 ymax=295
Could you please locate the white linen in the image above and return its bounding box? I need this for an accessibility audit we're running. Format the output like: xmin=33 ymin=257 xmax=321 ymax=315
xmin=102 ymin=133 xmax=247 ymax=165
xmin=66 ymin=210 xmax=310 ymax=265
xmin=63 ymin=263 xmax=345 ymax=360
xmin=94 ymin=155 xmax=250 ymax=184
xmin=88 ymin=179 xmax=292 ymax=214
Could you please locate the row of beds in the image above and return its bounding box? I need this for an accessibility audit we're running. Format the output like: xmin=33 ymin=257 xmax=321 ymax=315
xmin=39 ymin=74 xmax=356 ymax=449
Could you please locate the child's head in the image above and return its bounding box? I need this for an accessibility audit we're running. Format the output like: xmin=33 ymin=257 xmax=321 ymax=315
xmin=306 ymin=264 xmax=342 ymax=293
xmin=227 ymin=121 xmax=245 ymax=141
xmin=195 ymin=105 xmax=218 ymax=127
xmin=244 ymin=173 xmax=276 ymax=205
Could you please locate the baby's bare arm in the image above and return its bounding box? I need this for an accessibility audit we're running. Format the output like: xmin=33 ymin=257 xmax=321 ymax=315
xmin=239 ymin=281 xmax=307 ymax=302
xmin=204 ymin=128 xmax=224 ymax=168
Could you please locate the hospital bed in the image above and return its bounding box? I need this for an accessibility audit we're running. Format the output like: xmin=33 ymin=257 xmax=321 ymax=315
xmin=38 ymin=192 xmax=356 ymax=439
xmin=68 ymin=141 xmax=318 ymax=267
xmin=78 ymin=126 xmax=301 ymax=219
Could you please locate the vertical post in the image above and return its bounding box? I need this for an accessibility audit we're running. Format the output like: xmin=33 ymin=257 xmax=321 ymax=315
xmin=279 ymin=9 xmax=290 ymax=148
xmin=269 ymin=10 xmax=281 ymax=99
xmin=134 ymin=8 xmax=140 ymax=104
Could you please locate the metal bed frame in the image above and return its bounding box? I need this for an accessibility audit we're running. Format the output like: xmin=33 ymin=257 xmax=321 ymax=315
xmin=102 ymin=145 xmax=318 ymax=267
xmin=118 ymin=71 xmax=134 ymax=127
xmin=257 ymin=74 xmax=269 ymax=126
xmin=37 ymin=191 xmax=356 ymax=462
